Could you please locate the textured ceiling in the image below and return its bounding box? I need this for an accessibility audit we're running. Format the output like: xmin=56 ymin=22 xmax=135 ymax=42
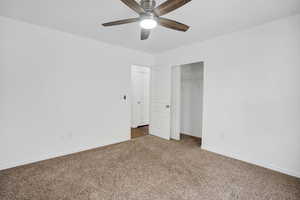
xmin=0 ymin=0 xmax=300 ymax=53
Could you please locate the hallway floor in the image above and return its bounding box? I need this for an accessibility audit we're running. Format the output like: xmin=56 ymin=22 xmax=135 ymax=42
xmin=131 ymin=125 xmax=149 ymax=139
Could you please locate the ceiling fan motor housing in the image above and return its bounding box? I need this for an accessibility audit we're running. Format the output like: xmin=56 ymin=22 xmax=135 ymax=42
xmin=140 ymin=0 xmax=156 ymax=12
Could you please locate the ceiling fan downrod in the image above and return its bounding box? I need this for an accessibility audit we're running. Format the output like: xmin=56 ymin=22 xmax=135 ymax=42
xmin=140 ymin=0 xmax=156 ymax=12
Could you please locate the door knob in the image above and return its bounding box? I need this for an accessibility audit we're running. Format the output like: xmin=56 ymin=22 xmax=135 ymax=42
xmin=166 ymin=105 xmax=170 ymax=109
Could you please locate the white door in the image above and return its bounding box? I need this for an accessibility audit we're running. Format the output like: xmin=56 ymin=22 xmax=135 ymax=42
xmin=140 ymin=69 xmax=150 ymax=125
xmin=131 ymin=66 xmax=150 ymax=127
xmin=149 ymin=66 xmax=171 ymax=140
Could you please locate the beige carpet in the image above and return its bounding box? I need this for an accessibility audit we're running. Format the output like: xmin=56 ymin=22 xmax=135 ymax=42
xmin=0 ymin=135 xmax=299 ymax=200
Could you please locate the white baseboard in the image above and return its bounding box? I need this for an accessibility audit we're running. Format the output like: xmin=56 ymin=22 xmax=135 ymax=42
xmin=181 ymin=132 xmax=201 ymax=138
xmin=202 ymin=145 xmax=300 ymax=178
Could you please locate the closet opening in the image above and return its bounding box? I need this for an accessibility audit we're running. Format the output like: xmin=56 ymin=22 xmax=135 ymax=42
xmin=171 ymin=62 xmax=204 ymax=146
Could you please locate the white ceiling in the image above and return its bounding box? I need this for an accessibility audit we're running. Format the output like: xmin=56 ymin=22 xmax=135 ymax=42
xmin=0 ymin=0 xmax=300 ymax=54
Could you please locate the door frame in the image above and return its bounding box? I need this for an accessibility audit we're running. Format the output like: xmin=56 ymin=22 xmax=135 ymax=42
xmin=170 ymin=61 xmax=205 ymax=146
xmin=130 ymin=65 xmax=152 ymax=129
xmin=171 ymin=65 xmax=181 ymax=140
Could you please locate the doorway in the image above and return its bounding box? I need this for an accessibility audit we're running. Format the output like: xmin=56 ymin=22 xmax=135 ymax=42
xmin=171 ymin=62 xmax=204 ymax=146
xmin=131 ymin=65 xmax=150 ymax=139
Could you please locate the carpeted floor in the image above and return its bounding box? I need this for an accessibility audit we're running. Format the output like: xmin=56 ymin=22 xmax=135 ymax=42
xmin=0 ymin=135 xmax=299 ymax=200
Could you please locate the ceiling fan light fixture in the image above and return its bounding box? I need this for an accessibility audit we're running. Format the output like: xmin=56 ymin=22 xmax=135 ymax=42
xmin=140 ymin=18 xmax=157 ymax=29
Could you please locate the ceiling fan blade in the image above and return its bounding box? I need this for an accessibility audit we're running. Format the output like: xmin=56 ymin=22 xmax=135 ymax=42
xmin=102 ymin=18 xmax=140 ymax=26
xmin=120 ymin=0 xmax=145 ymax=14
xmin=141 ymin=29 xmax=151 ymax=40
xmin=154 ymin=0 xmax=191 ymax=16
xmin=158 ymin=17 xmax=189 ymax=32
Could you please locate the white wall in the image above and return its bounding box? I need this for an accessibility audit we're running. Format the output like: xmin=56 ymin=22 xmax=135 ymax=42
xmin=0 ymin=16 xmax=154 ymax=170
xmin=180 ymin=63 xmax=203 ymax=138
xmin=1 ymin=13 xmax=300 ymax=178
xmin=156 ymin=14 xmax=300 ymax=177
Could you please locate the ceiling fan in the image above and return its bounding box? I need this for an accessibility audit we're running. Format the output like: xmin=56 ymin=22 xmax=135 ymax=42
xmin=102 ymin=0 xmax=192 ymax=40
